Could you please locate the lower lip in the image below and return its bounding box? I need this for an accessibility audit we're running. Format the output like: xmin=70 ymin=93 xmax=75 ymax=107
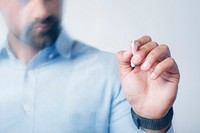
xmin=34 ymin=24 xmax=50 ymax=32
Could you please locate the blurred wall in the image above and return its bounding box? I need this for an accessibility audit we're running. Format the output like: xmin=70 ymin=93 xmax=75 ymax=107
xmin=63 ymin=1 xmax=200 ymax=132
xmin=0 ymin=0 xmax=200 ymax=132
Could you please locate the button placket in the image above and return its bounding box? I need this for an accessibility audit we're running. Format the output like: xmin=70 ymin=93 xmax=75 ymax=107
xmin=48 ymin=53 xmax=54 ymax=60
xmin=23 ymin=103 xmax=32 ymax=113
xmin=22 ymin=69 xmax=38 ymax=132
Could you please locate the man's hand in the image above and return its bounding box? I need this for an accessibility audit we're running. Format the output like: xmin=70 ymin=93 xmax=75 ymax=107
xmin=116 ymin=36 xmax=180 ymax=120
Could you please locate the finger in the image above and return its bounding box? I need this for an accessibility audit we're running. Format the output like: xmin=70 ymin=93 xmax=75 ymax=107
xmin=117 ymin=49 xmax=132 ymax=65
xmin=150 ymin=57 xmax=179 ymax=80
xmin=116 ymin=49 xmax=133 ymax=79
xmin=141 ymin=44 xmax=171 ymax=71
xmin=131 ymin=41 xmax=158 ymax=65
xmin=135 ymin=35 xmax=152 ymax=48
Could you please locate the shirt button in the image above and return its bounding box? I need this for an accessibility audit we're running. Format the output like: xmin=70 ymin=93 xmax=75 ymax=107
xmin=23 ymin=104 xmax=32 ymax=112
xmin=48 ymin=54 xmax=54 ymax=59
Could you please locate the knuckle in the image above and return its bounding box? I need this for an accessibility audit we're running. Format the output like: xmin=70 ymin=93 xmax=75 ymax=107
xmin=116 ymin=51 xmax=121 ymax=57
xmin=137 ymin=51 xmax=147 ymax=60
xmin=140 ymin=42 xmax=158 ymax=54
xmin=145 ymin=54 xmax=156 ymax=65
xmin=160 ymin=44 xmax=170 ymax=51
xmin=140 ymin=46 xmax=149 ymax=54
xmin=143 ymin=35 xmax=152 ymax=41
xmin=134 ymin=52 xmax=142 ymax=60
xmin=151 ymin=41 xmax=159 ymax=47
xmin=156 ymin=65 xmax=163 ymax=72
xmin=149 ymin=51 xmax=157 ymax=59
xmin=116 ymin=51 xmax=123 ymax=58
xmin=168 ymin=57 xmax=175 ymax=64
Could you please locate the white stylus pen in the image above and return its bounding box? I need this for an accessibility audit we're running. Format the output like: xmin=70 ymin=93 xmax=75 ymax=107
xmin=131 ymin=41 xmax=138 ymax=67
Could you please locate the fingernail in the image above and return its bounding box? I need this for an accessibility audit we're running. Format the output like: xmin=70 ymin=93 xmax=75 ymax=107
xmin=141 ymin=61 xmax=151 ymax=70
xmin=150 ymin=72 xmax=157 ymax=79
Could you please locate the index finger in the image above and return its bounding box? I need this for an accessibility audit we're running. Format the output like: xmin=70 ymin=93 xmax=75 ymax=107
xmin=135 ymin=35 xmax=152 ymax=48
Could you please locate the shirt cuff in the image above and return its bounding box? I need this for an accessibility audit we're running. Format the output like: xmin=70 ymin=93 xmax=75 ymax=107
xmin=166 ymin=124 xmax=174 ymax=133
xmin=140 ymin=124 xmax=174 ymax=133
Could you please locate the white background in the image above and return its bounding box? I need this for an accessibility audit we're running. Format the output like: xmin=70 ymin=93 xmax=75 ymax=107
xmin=0 ymin=0 xmax=200 ymax=132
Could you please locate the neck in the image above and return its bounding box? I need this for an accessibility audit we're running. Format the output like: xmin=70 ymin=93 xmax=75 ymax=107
xmin=8 ymin=32 xmax=39 ymax=65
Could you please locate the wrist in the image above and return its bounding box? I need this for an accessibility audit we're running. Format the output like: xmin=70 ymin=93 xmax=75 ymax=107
xmin=131 ymin=107 xmax=173 ymax=130
xmin=132 ymin=106 xmax=170 ymax=119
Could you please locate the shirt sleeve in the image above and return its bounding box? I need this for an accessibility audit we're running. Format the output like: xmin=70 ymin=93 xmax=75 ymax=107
xmin=108 ymin=77 xmax=174 ymax=133
xmin=109 ymin=83 xmax=145 ymax=133
xmin=166 ymin=125 xmax=174 ymax=133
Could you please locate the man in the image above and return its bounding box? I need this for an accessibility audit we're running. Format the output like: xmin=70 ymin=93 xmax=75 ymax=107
xmin=0 ymin=0 xmax=180 ymax=133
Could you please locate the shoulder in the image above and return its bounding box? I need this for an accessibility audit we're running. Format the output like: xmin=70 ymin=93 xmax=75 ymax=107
xmin=71 ymin=40 xmax=116 ymax=65
xmin=71 ymin=40 xmax=118 ymax=72
xmin=71 ymin=41 xmax=122 ymax=94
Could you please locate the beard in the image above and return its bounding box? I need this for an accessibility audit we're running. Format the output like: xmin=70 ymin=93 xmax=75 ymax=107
xmin=16 ymin=16 xmax=61 ymax=50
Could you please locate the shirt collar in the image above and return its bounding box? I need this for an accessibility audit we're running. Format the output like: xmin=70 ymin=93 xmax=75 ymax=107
xmin=55 ymin=29 xmax=74 ymax=58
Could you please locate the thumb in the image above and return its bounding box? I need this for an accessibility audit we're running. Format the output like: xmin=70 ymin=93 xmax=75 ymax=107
xmin=116 ymin=48 xmax=133 ymax=81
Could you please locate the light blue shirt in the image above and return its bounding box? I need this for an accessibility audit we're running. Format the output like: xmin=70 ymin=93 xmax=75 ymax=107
xmin=0 ymin=30 xmax=173 ymax=133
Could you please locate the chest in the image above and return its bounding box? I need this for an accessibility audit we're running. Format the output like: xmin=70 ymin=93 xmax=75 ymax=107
xmin=0 ymin=64 xmax=112 ymax=133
